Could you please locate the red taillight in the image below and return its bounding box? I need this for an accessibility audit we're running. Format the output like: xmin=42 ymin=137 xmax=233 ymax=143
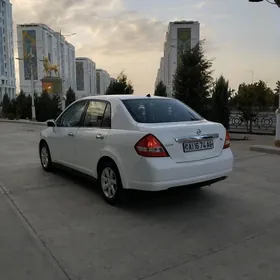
xmin=223 ymin=131 xmax=230 ymax=149
xmin=134 ymin=134 xmax=169 ymax=157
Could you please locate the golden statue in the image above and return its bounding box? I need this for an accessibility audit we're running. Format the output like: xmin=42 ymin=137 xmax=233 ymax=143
xmin=43 ymin=56 xmax=59 ymax=77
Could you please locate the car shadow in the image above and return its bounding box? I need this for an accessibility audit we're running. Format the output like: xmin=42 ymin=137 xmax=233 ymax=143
xmin=122 ymin=186 xmax=222 ymax=213
xmin=51 ymin=164 xmax=102 ymax=196
xmin=51 ymin=164 xmax=223 ymax=214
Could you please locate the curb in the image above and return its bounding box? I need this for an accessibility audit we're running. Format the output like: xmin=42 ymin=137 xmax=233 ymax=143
xmin=250 ymin=145 xmax=280 ymax=156
xmin=230 ymin=136 xmax=250 ymax=141
xmin=0 ymin=119 xmax=46 ymax=126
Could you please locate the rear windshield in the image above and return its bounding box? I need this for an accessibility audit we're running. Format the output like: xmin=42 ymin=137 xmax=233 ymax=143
xmin=122 ymin=98 xmax=202 ymax=123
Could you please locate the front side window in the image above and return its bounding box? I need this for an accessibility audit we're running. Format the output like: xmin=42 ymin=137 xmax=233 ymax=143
xmin=83 ymin=101 xmax=111 ymax=128
xmin=122 ymin=98 xmax=202 ymax=123
xmin=56 ymin=100 xmax=87 ymax=127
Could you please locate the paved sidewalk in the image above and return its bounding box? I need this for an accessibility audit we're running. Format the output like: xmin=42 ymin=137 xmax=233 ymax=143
xmin=0 ymin=119 xmax=46 ymax=126
xmin=1 ymin=122 xmax=280 ymax=280
xmin=0 ymin=186 xmax=68 ymax=280
xmin=250 ymin=145 xmax=280 ymax=155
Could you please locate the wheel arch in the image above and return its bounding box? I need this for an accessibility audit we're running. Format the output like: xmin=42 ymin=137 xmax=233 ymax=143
xmin=96 ymin=155 xmax=128 ymax=189
xmin=39 ymin=139 xmax=48 ymax=154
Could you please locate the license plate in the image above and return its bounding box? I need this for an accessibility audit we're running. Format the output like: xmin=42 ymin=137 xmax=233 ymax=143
xmin=183 ymin=140 xmax=214 ymax=153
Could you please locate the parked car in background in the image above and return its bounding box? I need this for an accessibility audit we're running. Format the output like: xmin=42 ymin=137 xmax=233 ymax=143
xmin=39 ymin=95 xmax=234 ymax=204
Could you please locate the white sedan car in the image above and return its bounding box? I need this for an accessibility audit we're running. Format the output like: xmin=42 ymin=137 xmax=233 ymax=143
xmin=39 ymin=95 xmax=233 ymax=204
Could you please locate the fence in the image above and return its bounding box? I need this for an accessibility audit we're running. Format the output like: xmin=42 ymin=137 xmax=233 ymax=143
xmin=229 ymin=111 xmax=276 ymax=135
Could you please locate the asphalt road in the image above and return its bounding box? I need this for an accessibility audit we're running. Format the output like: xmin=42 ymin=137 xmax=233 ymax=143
xmin=0 ymin=122 xmax=280 ymax=280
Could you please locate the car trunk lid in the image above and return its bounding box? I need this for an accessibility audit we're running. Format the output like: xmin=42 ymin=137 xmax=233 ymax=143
xmin=137 ymin=120 xmax=226 ymax=163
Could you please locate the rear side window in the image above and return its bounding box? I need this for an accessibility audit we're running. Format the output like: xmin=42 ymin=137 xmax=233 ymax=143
xmin=122 ymin=98 xmax=202 ymax=123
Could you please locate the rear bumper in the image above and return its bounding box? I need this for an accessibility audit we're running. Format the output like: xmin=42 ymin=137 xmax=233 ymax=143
xmin=126 ymin=148 xmax=233 ymax=191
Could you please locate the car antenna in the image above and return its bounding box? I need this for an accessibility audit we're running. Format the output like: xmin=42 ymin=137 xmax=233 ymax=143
xmin=146 ymin=94 xmax=151 ymax=97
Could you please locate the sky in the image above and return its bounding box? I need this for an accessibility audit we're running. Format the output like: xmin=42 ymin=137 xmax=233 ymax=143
xmin=11 ymin=0 xmax=280 ymax=94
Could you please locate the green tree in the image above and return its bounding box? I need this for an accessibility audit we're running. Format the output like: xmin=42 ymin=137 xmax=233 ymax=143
xmin=35 ymin=91 xmax=60 ymax=122
xmin=275 ymin=81 xmax=280 ymax=93
xmin=210 ymin=75 xmax=231 ymax=129
xmin=65 ymin=87 xmax=76 ymax=107
xmin=173 ymin=40 xmax=213 ymax=117
xmin=34 ymin=93 xmax=39 ymax=118
xmin=9 ymin=98 xmax=18 ymax=119
xmin=2 ymin=93 xmax=11 ymax=118
xmin=232 ymin=80 xmax=274 ymax=132
xmin=25 ymin=95 xmax=32 ymax=120
xmin=16 ymin=90 xmax=26 ymax=119
xmin=50 ymin=94 xmax=62 ymax=119
xmin=106 ymin=72 xmax=134 ymax=95
xmin=35 ymin=91 xmax=50 ymax=122
xmin=15 ymin=90 xmax=32 ymax=120
xmin=154 ymin=81 xmax=167 ymax=97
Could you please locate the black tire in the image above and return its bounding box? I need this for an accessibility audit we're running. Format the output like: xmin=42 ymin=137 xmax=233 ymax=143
xmin=98 ymin=161 xmax=124 ymax=205
xmin=39 ymin=142 xmax=53 ymax=172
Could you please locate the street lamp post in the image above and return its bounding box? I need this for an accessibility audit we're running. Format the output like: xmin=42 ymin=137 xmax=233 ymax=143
xmin=249 ymin=0 xmax=280 ymax=147
xmin=16 ymin=51 xmax=36 ymax=120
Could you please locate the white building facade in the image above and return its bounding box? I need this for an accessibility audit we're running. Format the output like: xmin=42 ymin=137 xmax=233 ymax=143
xmin=75 ymin=57 xmax=96 ymax=98
xmin=17 ymin=23 xmax=76 ymax=95
xmin=55 ymin=32 xmax=76 ymax=93
xmin=156 ymin=21 xmax=200 ymax=97
xmin=96 ymin=69 xmax=111 ymax=95
xmin=0 ymin=0 xmax=16 ymax=101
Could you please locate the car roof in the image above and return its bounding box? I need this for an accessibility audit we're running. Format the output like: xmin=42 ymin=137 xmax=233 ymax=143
xmin=80 ymin=95 xmax=172 ymax=101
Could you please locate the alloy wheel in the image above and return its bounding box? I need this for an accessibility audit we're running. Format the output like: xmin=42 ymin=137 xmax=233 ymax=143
xmin=101 ymin=167 xmax=118 ymax=199
xmin=41 ymin=146 xmax=49 ymax=168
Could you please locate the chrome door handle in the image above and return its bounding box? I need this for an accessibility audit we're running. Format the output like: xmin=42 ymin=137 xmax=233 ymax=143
xmin=68 ymin=132 xmax=74 ymax=137
xmin=96 ymin=134 xmax=104 ymax=139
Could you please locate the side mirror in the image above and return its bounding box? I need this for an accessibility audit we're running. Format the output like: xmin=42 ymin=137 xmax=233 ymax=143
xmin=47 ymin=120 xmax=56 ymax=127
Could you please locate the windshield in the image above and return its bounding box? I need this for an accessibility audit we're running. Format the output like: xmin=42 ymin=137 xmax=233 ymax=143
xmin=122 ymin=98 xmax=202 ymax=123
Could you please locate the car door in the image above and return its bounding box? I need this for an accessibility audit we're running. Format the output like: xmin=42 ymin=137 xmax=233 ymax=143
xmin=74 ymin=100 xmax=111 ymax=176
xmin=49 ymin=100 xmax=88 ymax=166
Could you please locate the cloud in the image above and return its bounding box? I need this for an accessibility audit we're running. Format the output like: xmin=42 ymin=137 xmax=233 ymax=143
xmin=12 ymin=0 xmax=165 ymax=56
xmin=12 ymin=0 xmax=279 ymax=95
xmin=12 ymin=0 xmax=168 ymax=93
xmin=194 ymin=2 xmax=208 ymax=9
